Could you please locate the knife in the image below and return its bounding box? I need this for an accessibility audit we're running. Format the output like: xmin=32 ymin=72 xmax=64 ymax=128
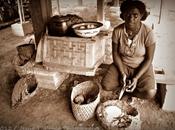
xmin=118 ymin=84 xmax=127 ymax=100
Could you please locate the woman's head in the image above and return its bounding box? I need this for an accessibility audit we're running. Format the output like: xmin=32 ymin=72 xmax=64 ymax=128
xmin=120 ymin=0 xmax=148 ymax=21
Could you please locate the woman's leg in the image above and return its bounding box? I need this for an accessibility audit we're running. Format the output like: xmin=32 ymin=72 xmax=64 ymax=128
xmin=134 ymin=65 xmax=157 ymax=99
xmin=101 ymin=63 xmax=121 ymax=91
xmin=133 ymin=89 xmax=157 ymax=99
xmin=101 ymin=64 xmax=122 ymax=101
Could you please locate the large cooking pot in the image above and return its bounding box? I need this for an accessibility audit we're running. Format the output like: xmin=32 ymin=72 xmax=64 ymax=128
xmin=47 ymin=15 xmax=69 ymax=36
xmin=47 ymin=14 xmax=84 ymax=36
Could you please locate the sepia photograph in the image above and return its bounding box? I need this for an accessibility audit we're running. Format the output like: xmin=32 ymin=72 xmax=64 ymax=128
xmin=0 ymin=0 xmax=175 ymax=130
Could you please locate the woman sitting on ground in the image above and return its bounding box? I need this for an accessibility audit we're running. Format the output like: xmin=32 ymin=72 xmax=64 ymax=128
xmin=102 ymin=0 xmax=157 ymax=99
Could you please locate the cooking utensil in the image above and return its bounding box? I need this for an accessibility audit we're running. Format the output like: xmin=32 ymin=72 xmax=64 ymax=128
xmin=119 ymin=79 xmax=132 ymax=100
xmin=47 ymin=15 xmax=69 ymax=36
xmin=118 ymin=84 xmax=127 ymax=100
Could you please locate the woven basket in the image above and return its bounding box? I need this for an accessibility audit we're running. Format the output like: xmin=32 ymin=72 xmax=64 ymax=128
xmin=71 ymin=81 xmax=100 ymax=121
xmin=12 ymin=74 xmax=38 ymax=108
xmin=96 ymin=100 xmax=141 ymax=130
xmin=12 ymin=55 xmax=35 ymax=77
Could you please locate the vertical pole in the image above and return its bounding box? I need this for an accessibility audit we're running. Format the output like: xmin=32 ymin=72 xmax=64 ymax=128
xmin=97 ymin=0 xmax=105 ymax=23
xmin=57 ymin=0 xmax=61 ymax=14
xmin=113 ymin=0 xmax=119 ymax=7
xmin=158 ymin=0 xmax=163 ymax=24
xmin=40 ymin=0 xmax=52 ymax=23
xmin=20 ymin=0 xmax=25 ymax=22
xmin=17 ymin=0 xmax=23 ymax=24
xmin=78 ymin=0 xmax=83 ymax=6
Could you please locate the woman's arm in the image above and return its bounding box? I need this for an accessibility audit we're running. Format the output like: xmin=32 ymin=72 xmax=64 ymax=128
xmin=126 ymin=43 xmax=155 ymax=92
xmin=112 ymin=41 xmax=125 ymax=75
xmin=134 ymin=43 xmax=155 ymax=80
xmin=112 ymin=41 xmax=127 ymax=86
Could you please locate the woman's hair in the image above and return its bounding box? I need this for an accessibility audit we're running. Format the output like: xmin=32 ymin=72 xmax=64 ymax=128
xmin=120 ymin=0 xmax=148 ymax=21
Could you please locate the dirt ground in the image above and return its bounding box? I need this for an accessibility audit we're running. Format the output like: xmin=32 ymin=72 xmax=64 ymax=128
xmin=0 ymin=25 xmax=175 ymax=130
xmin=1 ymin=1 xmax=175 ymax=130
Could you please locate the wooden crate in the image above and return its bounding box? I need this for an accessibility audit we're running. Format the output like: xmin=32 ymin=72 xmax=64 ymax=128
xmin=42 ymin=34 xmax=106 ymax=75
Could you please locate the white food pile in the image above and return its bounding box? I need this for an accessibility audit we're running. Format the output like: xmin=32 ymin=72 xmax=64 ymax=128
xmin=104 ymin=105 xmax=122 ymax=123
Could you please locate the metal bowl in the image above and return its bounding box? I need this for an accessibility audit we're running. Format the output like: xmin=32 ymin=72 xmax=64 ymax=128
xmin=72 ymin=21 xmax=103 ymax=38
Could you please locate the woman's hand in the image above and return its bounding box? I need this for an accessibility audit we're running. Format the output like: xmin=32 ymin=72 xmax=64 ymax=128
xmin=121 ymin=73 xmax=127 ymax=87
xmin=126 ymin=77 xmax=138 ymax=93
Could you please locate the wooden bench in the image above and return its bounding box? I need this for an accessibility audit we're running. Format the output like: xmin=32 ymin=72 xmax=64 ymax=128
xmin=155 ymin=69 xmax=175 ymax=85
xmin=154 ymin=68 xmax=175 ymax=110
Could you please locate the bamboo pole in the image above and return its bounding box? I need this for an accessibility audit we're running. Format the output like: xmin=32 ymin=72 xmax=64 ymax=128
xmin=20 ymin=0 xmax=25 ymax=22
xmin=17 ymin=0 xmax=23 ymax=24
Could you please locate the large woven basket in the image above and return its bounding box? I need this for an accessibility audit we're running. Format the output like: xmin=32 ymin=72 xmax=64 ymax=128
xmin=12 ymin=74 xmax=38 ymax=108
xmin=71 ymin=81 xmax=100 ymax=121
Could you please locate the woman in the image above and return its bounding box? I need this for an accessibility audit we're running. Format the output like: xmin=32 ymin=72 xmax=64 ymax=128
xmin=102 ymin=0 xmax=157 ymax=99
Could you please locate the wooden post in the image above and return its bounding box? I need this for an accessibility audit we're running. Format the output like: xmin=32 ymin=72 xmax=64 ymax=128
xmin=155 ymin=69 xmax=166 ymax=108
xmin=29 ymin=0 xmax=52 ymax=45
xmin=40 ymin=0 xmax=52 ymax=23
xmin=113 ymin=0 xmax=120 ymax=7
xmin=78 ymin=0 xmax=83 ymax=6
xmin=97 ymin=0 xmax=105 ymax=23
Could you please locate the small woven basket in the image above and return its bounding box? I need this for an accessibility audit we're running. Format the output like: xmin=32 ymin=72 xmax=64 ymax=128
xmin=12 ymin=55 xmax=35 ymax=77
xmin=71 ymin=81 xmax=100 ymax=121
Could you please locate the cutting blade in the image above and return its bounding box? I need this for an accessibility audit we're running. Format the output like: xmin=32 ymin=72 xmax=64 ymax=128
xmin=118 ymin=86 xmax=126 ymax=100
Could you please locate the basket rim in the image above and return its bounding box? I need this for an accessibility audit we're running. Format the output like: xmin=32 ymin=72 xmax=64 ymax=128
xmin=71 ymin=80 xmax=100 ymax=105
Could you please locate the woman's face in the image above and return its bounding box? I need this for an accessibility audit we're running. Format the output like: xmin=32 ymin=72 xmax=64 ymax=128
xmin=123 ymin=8 xmax=143 ymax=29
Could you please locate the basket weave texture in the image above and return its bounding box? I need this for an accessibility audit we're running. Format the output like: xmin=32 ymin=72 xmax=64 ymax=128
xmin=12 ymin=56 xmax=35 ymax=77
xmin=12 ymin=74 xmax=38 ymax=107
xmin=71 ymin=81 xmax=100 ymax=121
